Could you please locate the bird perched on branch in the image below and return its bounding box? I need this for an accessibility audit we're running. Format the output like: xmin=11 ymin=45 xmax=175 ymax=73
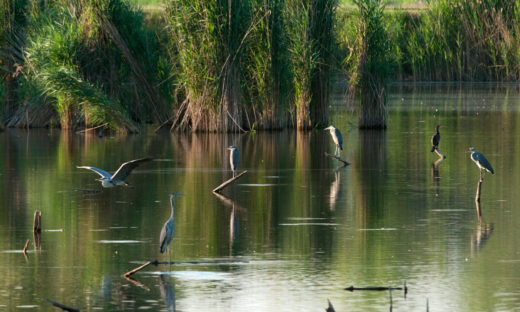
xmin=467 ymin=147 xmax=494 ymax=178
xmin=77 ymin=157 xmax=152 ymax=188
xmin=431 ymin=125 xmax=441 ymax=152
xmin=227 ymin=146 xmax=239 ymax=177
xmin=325 ymin=125 xmax=343 ymax=156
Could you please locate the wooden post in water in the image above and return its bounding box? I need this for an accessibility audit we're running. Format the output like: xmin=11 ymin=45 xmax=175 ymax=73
xmin=33 ymin=211 xmax=41 ymax=233
xmin=324 ymin=152 xmax=350 ymax=167
xmin=475 ymin=178 xmax=483 ymax=218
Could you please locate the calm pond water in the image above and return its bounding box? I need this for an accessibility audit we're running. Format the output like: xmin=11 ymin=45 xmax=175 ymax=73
xmin=1 ymin=83 xmax=520 ymax=311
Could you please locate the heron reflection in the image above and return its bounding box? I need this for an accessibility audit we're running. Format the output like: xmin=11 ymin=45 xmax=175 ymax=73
xmin=159 ymin=274 xmax=176 ymax=311
xmin=329 ymin=170 xmax=341 ymax=211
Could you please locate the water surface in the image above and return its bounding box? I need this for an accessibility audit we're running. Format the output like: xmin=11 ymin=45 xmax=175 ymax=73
xmin=1 ymin=83 xmax=520 ymax=311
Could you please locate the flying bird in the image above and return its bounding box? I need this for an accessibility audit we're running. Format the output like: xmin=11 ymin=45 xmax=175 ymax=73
xmin=77 ymin=157 xmax=152 ymax=188
xmin=325 ymin=126 xmax=343 ymax=156
xmin=227 ymin=146 xmax=239 ymax=177
xmin=431 ymin=125 xmax=441 ymax=152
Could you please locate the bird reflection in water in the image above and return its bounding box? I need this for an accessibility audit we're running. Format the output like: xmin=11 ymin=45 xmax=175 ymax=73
xmin=470 ymin=222 xmax=493 ymax=257
xmin=329 ymin=170 xmax=341 ymax=211
xmin=431 ymin=157 xmax=445 ymax=196
xmin=159 ymin=274 xmax=176 ymax=312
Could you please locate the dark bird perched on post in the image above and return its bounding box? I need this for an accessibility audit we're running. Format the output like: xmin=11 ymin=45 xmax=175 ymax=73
xmin=467 ymin=147 xmax=494 ymax=178
xmin=431 ymin=125 xmax=441 ymax=152
xmin=77 ymin=157 xmax=152 ymax=188
xmin=325 ymin=125 xmax=343 ymax=156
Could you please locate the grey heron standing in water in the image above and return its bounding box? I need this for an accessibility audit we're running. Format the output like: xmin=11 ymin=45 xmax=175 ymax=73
xmin=325 ymin=126 xmax=343 ymax=156
xmin=431 ymin=125 xmax=441 ymax=152
xmin=160 ymin=193 xmax=183 ymax=265
xmin=227 ymin=146 xmax=239 ymax=177
xmin=77 ymin=157 xmax=152 ymax=188
xmin=467 ymin=147 xmax=494 ymax=179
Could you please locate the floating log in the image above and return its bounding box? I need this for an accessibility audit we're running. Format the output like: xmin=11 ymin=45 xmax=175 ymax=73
xmin=212 ymin=170 xmax=248 ymax=194
xmin=45 ymin=298 xmax=80 ymax=312
xmin=33 ymin=210 xmax=41 ymax=233
xmin=151 ymin=259 xmax=249 ymax=266
xmin=123 ymin=261 xmax=152 ymax=278
xmin=345 ymin=286 xmax=402 ymax=292
xmin=324 ymin=152 xmax=350 ymax=167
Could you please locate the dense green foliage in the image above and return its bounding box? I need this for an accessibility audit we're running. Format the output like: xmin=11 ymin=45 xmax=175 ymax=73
xmin=2 ymin=0 xmax=520 ymax=132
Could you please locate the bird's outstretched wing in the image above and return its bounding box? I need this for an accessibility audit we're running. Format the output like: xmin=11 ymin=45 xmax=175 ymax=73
xmin=77 ymin=166 xmax=112 ymax=179
xmin=112 ymin=157 xmax=153 ymax=181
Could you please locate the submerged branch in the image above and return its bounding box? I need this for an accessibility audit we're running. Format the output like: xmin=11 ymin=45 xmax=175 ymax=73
xmin=325 ymin=152 xmax=350 ymax=167
xmin=45 ymin=298 xmax=80 ymax=312
xmin=212 ymin=170 xmax=248 ymax=193
xmin=123 ymin=261 xmax=152 ymax=277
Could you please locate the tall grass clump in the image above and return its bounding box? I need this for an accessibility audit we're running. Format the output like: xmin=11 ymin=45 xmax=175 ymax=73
xmin=350 ymin=0 xmax=390 ymax=129
xmin=285 ymin=0 xmax=337 ymax=130
xmin=242 ymin=0 xmax=290 ymax=130
xmin=394 ymin=0 xmax=520 ymax=81
xmin=0 ymin=0 xmax=28 ymax=126
xmin=10 ymin=0 xmax=168 ymax=132
xmin=167 ymin=0 xmax=253 ymax=132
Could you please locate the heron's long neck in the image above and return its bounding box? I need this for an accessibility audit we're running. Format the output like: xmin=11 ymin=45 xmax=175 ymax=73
xmin=170 ymin=198 xmax=175 ymax=219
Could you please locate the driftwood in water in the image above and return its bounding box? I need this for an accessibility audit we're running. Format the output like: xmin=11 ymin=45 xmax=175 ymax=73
xmin=345 ymin=286 xmax=402 ymax=292
xmin=75 ymin=123 xmax=108 ymax=134
xmin=324 ymin=152 xmax=350 ymax=167
xmin=151 ymin=259 xmax=249 ymax=266
xmin=212 ymin=170 xmax=247 ymax=193
xmin=123 ymin=259 xmax=249 ymax=277
xmin=45 ymin=298 xmax=80 ymax=312
xmin=123 ymin=261 xmax=152 ymax=277
xmin=33 ymin=211 xmax=41 ymax=233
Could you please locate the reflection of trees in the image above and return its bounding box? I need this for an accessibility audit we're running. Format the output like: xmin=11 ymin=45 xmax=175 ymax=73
xmin=353 ymin=130 xmax=387 ymax=230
